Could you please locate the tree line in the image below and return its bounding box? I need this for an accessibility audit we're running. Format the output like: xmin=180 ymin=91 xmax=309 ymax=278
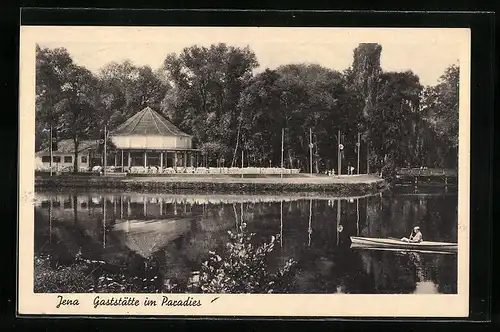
xmin=36 ymin=43 xmax=459 ymax=174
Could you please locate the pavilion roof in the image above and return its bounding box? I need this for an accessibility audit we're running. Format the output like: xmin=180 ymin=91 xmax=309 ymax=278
xmin=110 ymin=106 xmax=191 ymax=137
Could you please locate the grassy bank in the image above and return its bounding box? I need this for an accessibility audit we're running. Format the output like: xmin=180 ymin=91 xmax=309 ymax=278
xmin=35 ymin=174 xmax=387 ymax=196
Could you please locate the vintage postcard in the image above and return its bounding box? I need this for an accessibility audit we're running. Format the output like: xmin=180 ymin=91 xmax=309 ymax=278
xmin=18 ymin=26 xmax=470 ymax=317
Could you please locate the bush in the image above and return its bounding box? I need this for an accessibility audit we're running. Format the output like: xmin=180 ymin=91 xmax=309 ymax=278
xmin=34 ymin=255 xmax=94 ymax=293
xmin=196 ymin=223 xmax=296 ymax=294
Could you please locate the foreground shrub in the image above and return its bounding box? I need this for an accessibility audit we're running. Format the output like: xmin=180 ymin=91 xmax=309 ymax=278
xmin=196 ymin=223 xmax=296 ymax=293
xmin=34 ymin=255 xmax=94 ymax=293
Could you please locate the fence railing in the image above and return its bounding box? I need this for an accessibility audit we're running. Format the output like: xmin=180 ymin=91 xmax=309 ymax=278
xmin=36 ymin=165 xmax=302 ymax=175
xmin=397 ymin=168 xmax=458 ymax=177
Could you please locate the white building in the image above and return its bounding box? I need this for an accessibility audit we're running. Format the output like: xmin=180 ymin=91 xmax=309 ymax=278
xmin=109 ymin=106 xmax=199 ymax=170
xmin=35 ymin=139 xmax=101 ymax=172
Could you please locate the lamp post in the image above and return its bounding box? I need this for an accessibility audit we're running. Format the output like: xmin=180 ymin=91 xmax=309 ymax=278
xmin=309 ymin=128 xmax=313 ymax=175
xmin=281 ymin=128 xmax=284 ymax=178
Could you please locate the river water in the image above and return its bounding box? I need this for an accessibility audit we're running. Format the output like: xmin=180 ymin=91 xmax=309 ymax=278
xmin=33 ymin=186 xmax=458 ymax=294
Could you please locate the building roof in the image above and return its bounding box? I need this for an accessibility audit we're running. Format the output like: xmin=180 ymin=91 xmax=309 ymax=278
xmin=36 ymin=139 xmax=100 ymax=155
xmin=110 ymin=106 xmax=191 ymax=137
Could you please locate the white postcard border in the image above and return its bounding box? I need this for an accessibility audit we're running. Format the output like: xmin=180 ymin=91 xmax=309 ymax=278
xmin=18 ymin=26 xmax=471 ymax=317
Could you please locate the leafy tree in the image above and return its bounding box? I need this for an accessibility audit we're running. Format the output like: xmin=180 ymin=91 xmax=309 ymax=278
xmin=36 ymin=45 xmax=101 ymax=171
xmin=197 ymin=223 xmax=296 ymax=293
xmin=162 ymin=43 xmax=259 ymax=164
xmin=421 ymin=64 xmax=460 ymax=167
xmin=98 ymin=61 xmax=169 ymax=130
xmin=35 ymin=45 xmax=74 ymax=150
xmin=35 ymin=42 xmax=460 ymax=176
xmin=365 ymin=71 xmax=423 ymax=176
xmin=237 ymin=64 xmax=361 ymax=173
xmin=55 ymin=64 xmax=101 ymax=172
xmin=350 ymin=43 xmax=383 ymax=120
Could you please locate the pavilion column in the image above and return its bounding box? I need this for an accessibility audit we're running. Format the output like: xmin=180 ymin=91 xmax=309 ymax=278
xmin=114 ymin=153 xmax=118 ymax=167
xmin=184 ymin=152 xmax=187 ymax=167
xmin=127 ymin=152 xmax=131 ymax=168
xmin=160 ymin=151 xmax=164 ymax=170
xmin=174 ymin=152 xmax=178 ymax=168
xmin=144 ymin=151 xmax=147 ymax=168
xmin=121 ymin=150 xmax=124 ymax=170
xmin=190 ymin=153 xmax=194 ymax=167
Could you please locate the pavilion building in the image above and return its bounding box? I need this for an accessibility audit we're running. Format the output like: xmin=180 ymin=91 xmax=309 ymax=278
xmin=109 ymin=106 xmax=200 ymax=171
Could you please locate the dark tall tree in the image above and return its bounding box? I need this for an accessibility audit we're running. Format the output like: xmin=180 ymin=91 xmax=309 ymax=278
xmin=350 ymin=43 xmax=383 ymax=120
xmin=35 ymin=45 xmax=74 ymax=150
xmin=55 ymin=64 xmax=101 ymax=172
xmin=366 ymin=71 xmax=423 ymax=175
xmin=421 ymin=64 xmax=460 ymax=168
xmin=162 ymin=43 xmax=259 ymax=165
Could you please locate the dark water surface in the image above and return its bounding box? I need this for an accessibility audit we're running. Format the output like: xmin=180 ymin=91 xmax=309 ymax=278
xmin=34 ymin=186 xmax=458 ymax=294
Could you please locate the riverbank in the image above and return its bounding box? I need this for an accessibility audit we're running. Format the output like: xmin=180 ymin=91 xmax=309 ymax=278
xmin=35 ymin=174 xmax=387 ymax=195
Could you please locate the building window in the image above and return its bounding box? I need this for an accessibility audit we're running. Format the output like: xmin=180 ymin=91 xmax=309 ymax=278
xmin=64 ymin=156 xmax=72 ymax=163
xmin=81 ymin=156 xmax=88 ymax=163
xmin=42 ymin=156 xmax=50 ymax=163
xmin=53 ymin=156 xmax=61 ymax=163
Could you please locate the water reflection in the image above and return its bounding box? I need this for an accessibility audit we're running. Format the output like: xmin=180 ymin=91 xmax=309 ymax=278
xmin=34 ymin=188 xmax=457 ymax=294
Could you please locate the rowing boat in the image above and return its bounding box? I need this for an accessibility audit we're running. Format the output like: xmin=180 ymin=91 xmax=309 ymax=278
xmin=350 ymin=236 xmax=457 ymax=252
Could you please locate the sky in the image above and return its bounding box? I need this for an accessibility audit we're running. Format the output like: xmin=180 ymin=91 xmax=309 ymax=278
xmin=33 ymin=27 xmax=466 ymax=87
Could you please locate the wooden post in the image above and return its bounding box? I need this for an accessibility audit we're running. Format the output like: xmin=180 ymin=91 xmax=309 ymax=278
xmin=121 ymin=150 xmax=124 ymax=171
xmin=160 ymin=151 xmax=164 ymax=170
xmin=281 ymin=128 xmax=284 ymax=178
xmin=357 ymin=132 xmax=361 ymax=175
xmin=143 ymin=151 xmax=147 ymax=168
xmin=309 ymin=128 xmax=313 ymax=175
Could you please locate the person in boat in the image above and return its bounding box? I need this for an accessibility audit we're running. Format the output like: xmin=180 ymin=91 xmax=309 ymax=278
xmin=401 ymin=226 xmax=423 ymax=243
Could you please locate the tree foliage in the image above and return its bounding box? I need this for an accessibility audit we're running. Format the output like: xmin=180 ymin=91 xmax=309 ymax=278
xmin=162 ymin=43 xmax=259 ymax=164
xmin=35 ymin=42 xmax=460 ymax=173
